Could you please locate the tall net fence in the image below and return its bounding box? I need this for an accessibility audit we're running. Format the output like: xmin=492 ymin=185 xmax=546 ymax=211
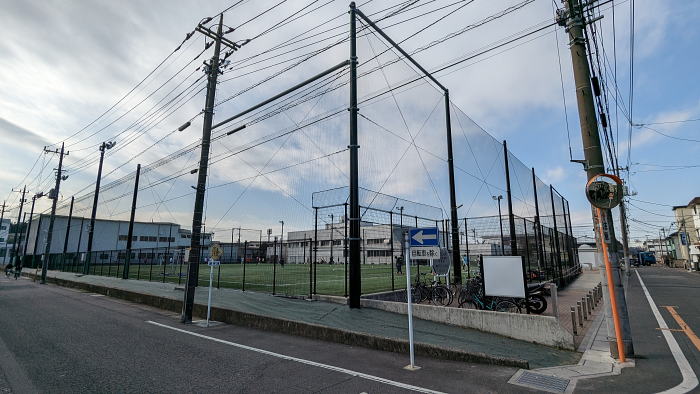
xmin=13 ymin=2 xmax=580 ymax=297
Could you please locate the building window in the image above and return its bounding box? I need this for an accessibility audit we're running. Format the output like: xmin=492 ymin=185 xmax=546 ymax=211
xmin=367 ymin=238 xmax=386 ymax=245
xmin=333 ymin=239 xmax=342 ymax=246
xmin=320 ymin=240 xmax=330 ymax=246
xmin=367 ymin=250 xmax=392 ymax=257
xmin=0 ymin=237 xmax=4 ymax=242
xmin=0 ymin=225 xmax=6 ymax=230
xmin=99 ymin=253 xmax=109 ymax=260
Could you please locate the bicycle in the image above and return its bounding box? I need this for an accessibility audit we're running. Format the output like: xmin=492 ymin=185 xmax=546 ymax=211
xmin=457 ymin=277 xmax=521 ymax=313
xmin=411 ymin=273 xmax=453 ymax=306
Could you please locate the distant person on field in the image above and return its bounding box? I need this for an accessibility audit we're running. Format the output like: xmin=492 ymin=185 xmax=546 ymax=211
xmin=396 ymin=256 xmax=403 ymax=274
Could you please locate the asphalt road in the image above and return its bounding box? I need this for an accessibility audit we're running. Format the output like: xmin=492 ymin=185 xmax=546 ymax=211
xmin=0 ymin=276 xmax=531 ymax=394
xmin=578 ymin=265 xmax=700 ymax=393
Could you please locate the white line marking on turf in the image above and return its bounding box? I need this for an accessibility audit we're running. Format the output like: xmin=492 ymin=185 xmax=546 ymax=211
xmin=636 ymin=270 xmax=698 ymax=393
xmin=146 ymin=320 xmax=444 ymax=394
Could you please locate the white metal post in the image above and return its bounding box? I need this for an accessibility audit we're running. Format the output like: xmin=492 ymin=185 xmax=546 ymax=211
xmin=404 ymin=231 xmax=418 ymax=370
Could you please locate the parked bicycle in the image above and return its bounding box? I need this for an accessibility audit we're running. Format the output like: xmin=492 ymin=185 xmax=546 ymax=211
xmin=457 ymin=277 xmax=521 ymax=313
xmin=457 ymin=276 xmax=548 ymax=314
xmin=411 ymin=272 xmax=453 ymax=306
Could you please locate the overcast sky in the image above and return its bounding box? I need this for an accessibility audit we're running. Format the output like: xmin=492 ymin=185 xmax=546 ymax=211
xmin=0 ymin=0 xmax=698 ymax=243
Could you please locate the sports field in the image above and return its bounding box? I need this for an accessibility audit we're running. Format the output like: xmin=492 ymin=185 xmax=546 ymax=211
xmin=51 ymin=258 xmax=481 ymax=297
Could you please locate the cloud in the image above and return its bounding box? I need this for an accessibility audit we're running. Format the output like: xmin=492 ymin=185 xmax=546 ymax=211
xmin=542 ymin=166 xmax=566 ymax=184
xmin=0 ymin=117 xmax=47 ymax=150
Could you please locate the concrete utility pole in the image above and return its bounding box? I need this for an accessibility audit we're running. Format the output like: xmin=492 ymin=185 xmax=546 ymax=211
xmin=42 ymin=142 xmax=68 ymax=284
xmin=182 ymin=15 xmax=224 ymax=323
xmin=11 ymin=186 xmax=27 ymax=267
xmin=560 ymin=0 xmax=634 ymax=357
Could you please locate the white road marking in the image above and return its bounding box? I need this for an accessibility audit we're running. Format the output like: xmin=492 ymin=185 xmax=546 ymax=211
xmin=146 ymin=320 xmax=445 ymax=394
xmin=635 ymin=270 xmax=699 ymax=393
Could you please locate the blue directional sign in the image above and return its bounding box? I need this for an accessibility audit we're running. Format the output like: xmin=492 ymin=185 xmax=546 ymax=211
xmin=409 ymin=227 xmax=439 ymax=247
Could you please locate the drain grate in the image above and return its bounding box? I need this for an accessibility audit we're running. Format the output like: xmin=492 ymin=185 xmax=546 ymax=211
xmin=515 ymin=371 xmax=570 ymax=393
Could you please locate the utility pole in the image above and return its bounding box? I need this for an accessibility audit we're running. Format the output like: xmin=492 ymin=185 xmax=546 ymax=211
xmin=22 ymin=193 xmax=41 ymax=260
xmin=182 ymin=15 xmax=226 ymax=323
xmin=42 ymin=142 xmax=68 ymax=284
xmin=11 ymin=186 xmax=27 ymax=267
xmin=85 ymin=141 xmax=115 ymax=274
xmin=560 ymin=0 xmax=633 ymax=357
xmin=0 ymin=201 xmax=6 ymax=264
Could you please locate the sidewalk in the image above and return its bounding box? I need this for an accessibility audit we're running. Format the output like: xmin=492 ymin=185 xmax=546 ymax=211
xmin=32 ymin=270 xmax=580 ymax=369
xmin=509 ymin=295 xmax=634 ymax=393
xmin=548 ymin=270 xmax=603 ymax=347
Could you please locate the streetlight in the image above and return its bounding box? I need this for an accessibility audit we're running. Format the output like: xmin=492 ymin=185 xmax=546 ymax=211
xmin=328 ymin=214 xmax=334 ymax=264
xmin=85 ymin=140 xmax=116 ymax=273
xmin=492 ymin=195 xmax=504 ymax=255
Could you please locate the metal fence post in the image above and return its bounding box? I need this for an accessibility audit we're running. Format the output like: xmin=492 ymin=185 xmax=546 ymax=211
xmin=550 ymin=186 xmax=563 ymax=285
xmin=242 ymin=241 xmax=247 ymax=291
xmin=345 ymin=203 xmax=349 ymax=297
xmin=308 ymin=238 xmax=313 ymax=297
xmin=313 ymin=207 xmax=318 ymax=295
xmin=123 ymin=164 xmax=140 ymax=280
xmin=464 ymin=217 xmax=470 ymax=279
xmin=523 ymin=218 xmax=532 ymax=278
xmin=503 ymin=140 xmax=518 ymax=256
xmin=273 ymin=236 xmax=277 ymax=295
xmin=389 ymin=210 xmax=394 ymax=291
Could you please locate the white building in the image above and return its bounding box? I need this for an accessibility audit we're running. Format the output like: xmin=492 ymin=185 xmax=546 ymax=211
xmin=21 ymin=214 xmax=211 ymax=259
xmin=0 ymin=218 xmax=10 ymax=264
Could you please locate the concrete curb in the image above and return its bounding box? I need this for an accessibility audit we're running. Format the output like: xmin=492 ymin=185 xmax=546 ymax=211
xmin=27 ymin=273 xmax=530 ymax=369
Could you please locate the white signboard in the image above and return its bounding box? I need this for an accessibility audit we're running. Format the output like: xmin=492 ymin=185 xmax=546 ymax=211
xmin=409 ymin=247 xmax=440 ymax=260
xmin=482 ymin=255 xmax=525 ymax=298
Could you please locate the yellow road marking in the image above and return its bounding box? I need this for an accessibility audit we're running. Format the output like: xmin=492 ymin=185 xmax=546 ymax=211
xmin=663 ymin=306 xmax=700 ymax=352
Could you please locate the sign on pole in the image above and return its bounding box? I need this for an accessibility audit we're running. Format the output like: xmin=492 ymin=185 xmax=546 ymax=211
xmin=409 ymin=227 xmax=439 ymax=247
xmin=481 ymin=255 xmax=526 ymax=298
xmin=210 ymin=242 xmax=223 ymax=261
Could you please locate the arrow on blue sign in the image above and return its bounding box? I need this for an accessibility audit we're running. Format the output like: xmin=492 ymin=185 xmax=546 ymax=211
xmin=409 ymin=227 xmax=439 ymax=247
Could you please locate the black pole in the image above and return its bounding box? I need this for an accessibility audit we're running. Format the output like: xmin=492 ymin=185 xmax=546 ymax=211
xmin=308 ymin=238 xmax=313 ymax=297
xmin=313 ymin=207 xmax=318 ymax=295
xmin=389 ymin=211 xmax=394 ymax=291
xmin=503 ymin=140 xmax=518 ymax=256
xmin=464 ymin=218 xmax=470 ymax=279
xmin=497 ymin=198 xmax=505 ymax=255
xmin=85 ymin=142 xmax=108 ymax=275
xmin=76 ymin=217 xmax=85 ymax=272
xmin=62 ymin=196 xmax=74 ymax=269
xmin=242 ymin=241 xmax=247 ymax=291
xmin=31 ymin=215 xmax=43 ymax=269
xmin=550 ymin=185 xmax=563 ymax=284
xmin=182 ymin=15 xmax=224 ymax=323
xmin=523 ymin=218 xmax=532 ymax=279
xmin=531 ymin=168 xmax=545 ymax=274
xmin=22 ymin=196 xmax=37 ymax=260
xmin=273 ymin=236 xmax=277 ymax=295
xmin=444 ymin=91 xmax=462 ymax=284
xmin=329 ymin=214 xmax=334 ymax=264
xmin=344 ymin=203 xmax=348 ymax=297
xmin=348 ymin=2 xmax=361 ymax=309
xmin=122 ymin=164 xmax=141 ymax=279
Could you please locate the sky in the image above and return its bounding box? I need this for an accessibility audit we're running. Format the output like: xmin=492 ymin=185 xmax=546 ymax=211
xmin=0 ymin=0 xmax=698 ymax=244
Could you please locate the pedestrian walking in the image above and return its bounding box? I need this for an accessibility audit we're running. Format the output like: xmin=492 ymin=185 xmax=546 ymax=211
xmin=396 ymin=256 xmax=403 ymax=274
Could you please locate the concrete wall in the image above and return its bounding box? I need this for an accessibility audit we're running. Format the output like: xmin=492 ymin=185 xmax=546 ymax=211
xmin=315 ymin=294 xmax=575 ymax=350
